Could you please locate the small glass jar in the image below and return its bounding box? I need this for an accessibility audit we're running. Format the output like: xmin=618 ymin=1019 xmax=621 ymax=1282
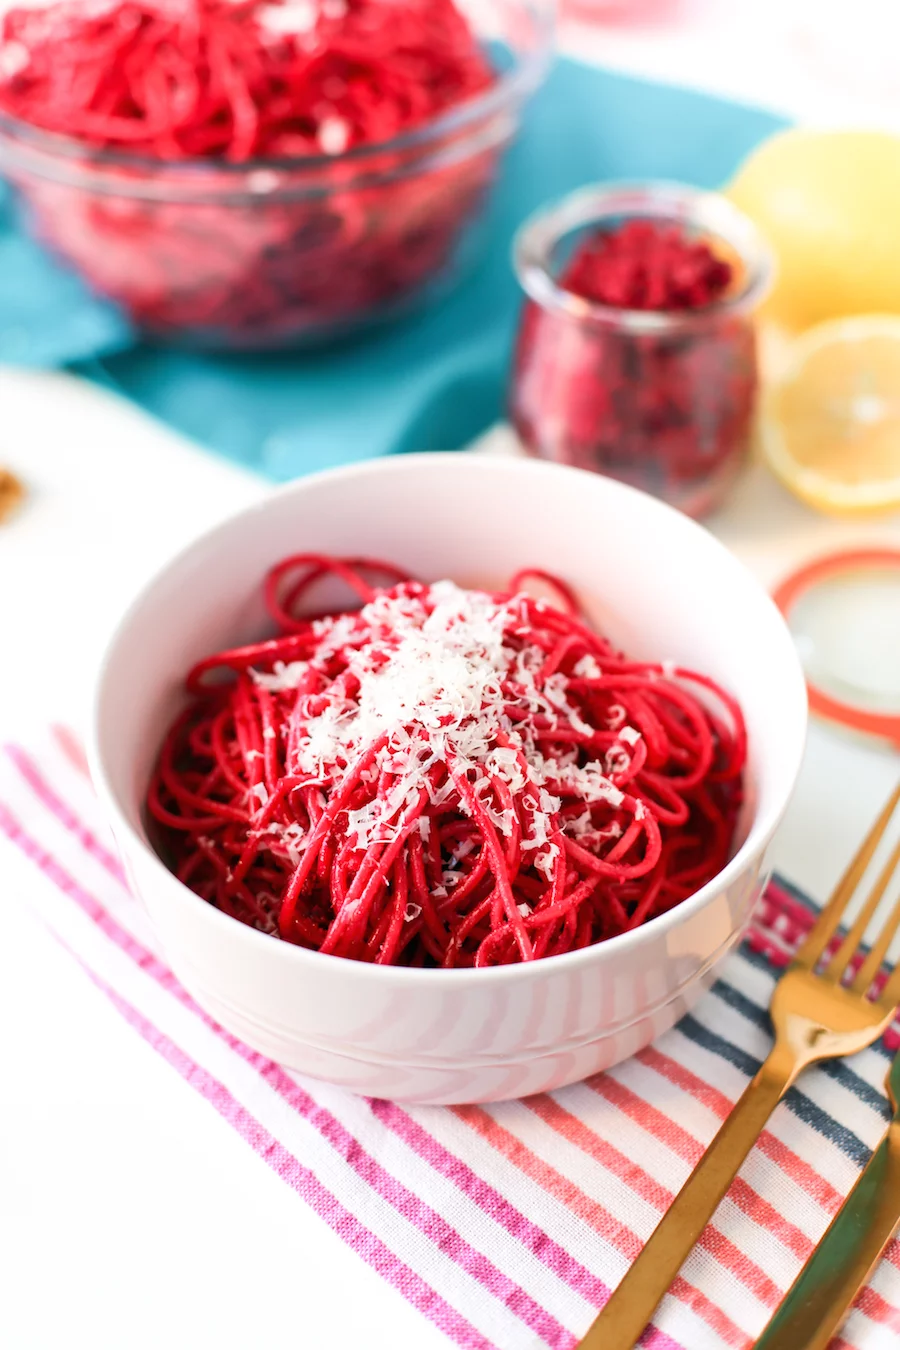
xmin=509 ymin=183 xmax=773 ymax=517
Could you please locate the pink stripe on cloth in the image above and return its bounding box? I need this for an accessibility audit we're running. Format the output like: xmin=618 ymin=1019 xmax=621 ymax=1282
xmin=0 ymin=741 xmax=739 ymax=1348
xmin=8 ymin=732 xmax=900 ymax=1350
xmin=1 ymin=753 xmax=617 ymax=1340
xmin=70 ymin=953 xmax=495 ymax=1350
xmin=232 ymin=1049 xmax=570 ymax=1347
xmin=50 ymin=723 xmax=91 ymax=777
xmin=454 ymin=1104 xmax=746 ymax=1350
xmin=590 ymin=1076 xmax=813 ymax=1262
xmin=5 ymin=743 xmax=127 ymax=885
xmin=0 ymin=798 xmax=171 ymax=983
xmin=0 ymin=798 xmax=572 ymax=1350
xmin=1 ymin=747 xmax=692 ymax=1349
xmin=525 ymin=1093 xmax=784 ymax=1313
xmin=367 ymin=1098 xmax=610 ymax=1306
xmin=636 ymin=1046 xmax=846 ymax=1215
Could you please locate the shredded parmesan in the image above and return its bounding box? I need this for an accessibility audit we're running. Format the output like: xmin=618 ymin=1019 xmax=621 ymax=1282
xmin=258 ymin=0 xmax=318 ymax=34
xmin=573 ymin=654 xmax=602 ymax=680
xmin=252 ymin=660 xmax=309 ymax=691
xmin=318 ymin=115 xmax=350 ymax=154
xmin=252 ymin=581 xmax=630 ymax=856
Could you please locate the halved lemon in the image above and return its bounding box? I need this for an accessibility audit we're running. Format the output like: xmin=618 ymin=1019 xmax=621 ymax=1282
xmin=760 ymin=315 xmax=900 ymax=515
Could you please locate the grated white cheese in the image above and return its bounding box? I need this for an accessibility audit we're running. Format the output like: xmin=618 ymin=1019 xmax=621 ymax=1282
xmin=566 ymin=812 xmax=623 ymax=848
xmin=258 ymin=0 xmax=318 ymax=34
xmin=256 ymin=580 xmax=633 ymax=863
xmin=246 ymin=169 xmax=281 ymax=195
xmin=566 ymin=809 xmax=594 ymax=839
xmin=605 ymin=747 xmax=632 ymax=778
xmin=318 ymin=115 xmax=350 ymax=155
xmin=534 ymin=844 xmax=559 ymax=880
xmin=267 ymin=820 xmax=307 ymax=867
xmin=0 ymin=40 xmax=29 ymax=78
xmin=573 ymin=654 xmax=602 ymax=680
xmin=557 ymin=759 xmax=624 ymax=809
xmin=252 ymin=660 xmax=309 ymax=691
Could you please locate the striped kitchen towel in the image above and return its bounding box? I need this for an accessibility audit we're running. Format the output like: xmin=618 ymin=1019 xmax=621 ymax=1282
xmin=2 ymin=728 xmax=899 ymax=1350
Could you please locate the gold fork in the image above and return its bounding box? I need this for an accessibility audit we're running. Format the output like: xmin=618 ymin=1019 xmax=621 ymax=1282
xmin=578 ymin=782 xmax=900 ymax=1350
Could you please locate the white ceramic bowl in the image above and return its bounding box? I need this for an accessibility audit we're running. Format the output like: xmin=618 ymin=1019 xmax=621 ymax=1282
xmin=90 ymin=454 xmax=807 ymax=1104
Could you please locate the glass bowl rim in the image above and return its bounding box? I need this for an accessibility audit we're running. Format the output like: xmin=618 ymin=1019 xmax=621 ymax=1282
xmin=513 ymin=180 xmax=775 ymax=333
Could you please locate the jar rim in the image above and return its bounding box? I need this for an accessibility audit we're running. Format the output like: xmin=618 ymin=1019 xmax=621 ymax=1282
xmin=513 ymin=180 xmax=774 ymax=332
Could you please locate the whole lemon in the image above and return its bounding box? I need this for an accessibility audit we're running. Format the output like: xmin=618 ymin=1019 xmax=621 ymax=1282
xmin=726 ymin=129 xmax=900 ymax=330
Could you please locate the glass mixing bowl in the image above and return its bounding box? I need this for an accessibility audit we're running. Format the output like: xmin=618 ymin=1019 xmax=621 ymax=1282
xmin=0 ymin=0 xmax=553 ymax=350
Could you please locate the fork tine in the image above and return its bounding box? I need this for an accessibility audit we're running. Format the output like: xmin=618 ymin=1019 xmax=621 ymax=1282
xmin=851 ymin=839 xmax=900 ymax=995
xmin=826 ymin=835 xmax=900 ymax=983
xmin=794 ymin=783 xmax=900 ymax=971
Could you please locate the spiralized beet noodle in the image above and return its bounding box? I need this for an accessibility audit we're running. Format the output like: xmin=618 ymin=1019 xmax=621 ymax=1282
xmin=0 ymin=0 xmax=494 ymax=159
xmin=0 ymin=0 xmax=499 ymax=344
xmin=148 ymin=555 xmax=746 ymax=968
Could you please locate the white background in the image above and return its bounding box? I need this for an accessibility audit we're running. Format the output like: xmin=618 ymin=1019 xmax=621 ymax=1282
xmin=2 ymin=6 xmax=900 ymax=1348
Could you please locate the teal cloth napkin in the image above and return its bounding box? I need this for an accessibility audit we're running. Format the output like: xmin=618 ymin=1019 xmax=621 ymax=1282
xmin=1 ymin=59 xmax=787 ymax=480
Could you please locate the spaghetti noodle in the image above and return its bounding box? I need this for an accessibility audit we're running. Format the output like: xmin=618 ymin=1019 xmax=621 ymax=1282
xmin=148 ymin=554 xmax=746 ymax=967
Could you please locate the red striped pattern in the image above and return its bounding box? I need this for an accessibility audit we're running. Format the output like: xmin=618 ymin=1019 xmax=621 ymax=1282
xmin=454 ymin=1104 xmax=750 ymax=1348
xmin=79 ymin=954 xmax=495 ymax=1350
xmin=524 ymin=1093 xmax=783 ymax=1313
xmin=587 ymin=1076 xmax=813 ymax=1261
xmin=0 ymin=798 xmax=572 ymax=1350
xmin=3 ymin=732 xmax=900 ymax=1350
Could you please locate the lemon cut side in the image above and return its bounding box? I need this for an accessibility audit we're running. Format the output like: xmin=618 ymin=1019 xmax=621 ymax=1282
xmin=761 ymin=316 xmax=900 ymax=515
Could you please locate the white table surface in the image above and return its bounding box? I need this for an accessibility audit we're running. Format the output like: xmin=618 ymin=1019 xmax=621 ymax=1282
xmin=2 ymin=11 xmax=900 ymax=1349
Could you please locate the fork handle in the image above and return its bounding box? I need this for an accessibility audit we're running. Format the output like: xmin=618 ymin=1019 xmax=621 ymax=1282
xmin=755 ymin=1120 xmax=900 ymax=1350
xmin=577 ymin=1044 xmax=800 ymax=1349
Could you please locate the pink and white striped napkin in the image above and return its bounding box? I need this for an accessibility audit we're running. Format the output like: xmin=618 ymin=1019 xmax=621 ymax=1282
xmin=2 ymin=727 xmax=899 ymax=1350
